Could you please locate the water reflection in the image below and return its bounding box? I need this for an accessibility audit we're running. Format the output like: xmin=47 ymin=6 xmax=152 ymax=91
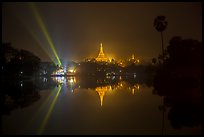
xmin=95 ymin=86 xmax=111 ymax=107
xmin=153 ymin=67 xmax=202 ymax=131
xmin=2 ymin=75 xmax=201 ymax=135
xmin=2 ymin=80 xmax=41 ymax=115
xmin=51 ymin=76 xmax=141 ymax=107
xmin=38 ymin=85 xmax=62 ymax=134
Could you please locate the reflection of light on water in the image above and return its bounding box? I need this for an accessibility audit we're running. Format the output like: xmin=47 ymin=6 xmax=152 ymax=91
xmin=28 ymin=87 xmax=57 ymax=129
xmin=95 ymin=85 xmax=113 ymax=107
xmin=111 ymin=81 xmax=140 ymax=95
xmin=135 ymin=84 xmax=140 ymax=90
xmin=20 ymin=81 xmax=23 ymax=87
xmin=132 ymin=88 xmax=135 ymax=94
xmin=52 ymin=76 xmax=65 ymax=84
xmin=56 ymin=78 xmax=141 ymax=107
xmin=109 ymin=85 xmax=112 ymax=90
xmin=66 ymin=77 xmax=76 ymax=93
xmin=134 ymin=73 xmax=136 ymax=78
xmin=70 ymin=78 xmax=74 ymax=83
xmin=38 ymin=85 xmax=62 ymax=134
xmin=53 ymin=68 xmax=65 ymax=75
xmin=67 ymin=77 xmax=76 ymax=84
xmin=106 ymin=76 xmax=111 ymax=79
xmin=52 ymin=76 xmax=77 ymax=85
xmin=43 ymin=77 xmax=47 ymax=82
xmin=131 ymin=84 xmax=140 ymax=95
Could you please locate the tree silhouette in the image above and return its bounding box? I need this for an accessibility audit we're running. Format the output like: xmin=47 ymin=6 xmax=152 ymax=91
xmin=2 ymin=43 xmax=41 ymax=78
xmin=153 ymin=37 xmax=202 ymax=130
xmin=154 ymin=16 xmax=168 ymax=60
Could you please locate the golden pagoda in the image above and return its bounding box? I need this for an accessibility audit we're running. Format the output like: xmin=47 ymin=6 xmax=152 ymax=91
xmin=96 ymin=43 xmax=109 ymax=62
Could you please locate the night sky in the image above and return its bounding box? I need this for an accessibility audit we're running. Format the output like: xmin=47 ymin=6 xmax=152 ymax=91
xmin=2 ymin=2 xmax=202 ymax=63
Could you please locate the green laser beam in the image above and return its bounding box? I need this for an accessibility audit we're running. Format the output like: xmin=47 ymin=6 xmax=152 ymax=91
xmin=12 ymin=8 xmax=58 ymax=65
xmin=27 ymin=87 xmax=58 ymax=129
xmin=22 ymin=22 xmax=57 ymax=65
xmin=29 ymin=30 xmax=58 ymax=66
xmin=29 ymin=2 xmax=61 ymax=66
xmin=38 ymin=85 xmax=62 ymax=135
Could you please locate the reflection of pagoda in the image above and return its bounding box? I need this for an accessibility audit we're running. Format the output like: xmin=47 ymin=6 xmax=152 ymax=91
xmin=96 ymin=43 xmax=109 ymax=62
xmin=95 ymin=86 xmax=111 ymax=107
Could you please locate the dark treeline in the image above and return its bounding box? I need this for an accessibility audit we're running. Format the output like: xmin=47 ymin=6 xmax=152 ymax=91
xmin=1 ymin=43 xmax=41 ymax=80
xmin=1 ymin=42 xmax=155 ymax=79
xmin=152 ymin=36 xmax=202 ymax=129
xmin=1 ymin=43 xmax=45 ymax=116
xmin=75 ymin=57 xmax=155 ymax=85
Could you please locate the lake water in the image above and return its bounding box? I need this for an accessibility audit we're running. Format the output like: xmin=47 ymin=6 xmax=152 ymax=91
xmin=2 ymin=76 xmax=202 ymax=135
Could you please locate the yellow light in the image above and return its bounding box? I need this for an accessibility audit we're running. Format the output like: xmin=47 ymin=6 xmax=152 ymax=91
xmin=52 ymin=76 xmax=65 ymax=84
xmin=136 ymin=84 xmax=140 ymax=90
xmin=132 ymin=54 xmax=135 ymax=60
xmin=132 ymin=88 xmax=135 ymax=95
xmin=95 ymin=86 xmax=110 ymax=107
xmin=69 ymin=69 xmax=74 ymax=73
xmin=96 ymin=43 xmax=109 ymax=62
xmin=29 ymin=3 xmax=61 ymax=66
xmin=133 ymin=84 xmax=140 ymax=91
xmin=68 ymin=77 xmax=76 ymax=84
xmin=70 ymin=78 xmax=74 ymax=83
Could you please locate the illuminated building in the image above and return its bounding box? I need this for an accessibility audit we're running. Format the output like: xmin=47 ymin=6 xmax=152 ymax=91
xmin=52 ymin=68 xmax=65 ymax=75
xmin=67 ymin=67 xmax=76 ymax=76
xmin=96 ymin=43 xmax=109 ymax=62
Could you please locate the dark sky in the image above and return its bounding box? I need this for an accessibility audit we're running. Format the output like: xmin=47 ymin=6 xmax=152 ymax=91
xmin=2 ymin=2 xmax=202 ymax=63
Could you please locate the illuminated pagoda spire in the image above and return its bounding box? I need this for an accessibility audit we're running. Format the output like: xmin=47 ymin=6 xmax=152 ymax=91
xmin=96 ymin=43 xmax=109 ymax=62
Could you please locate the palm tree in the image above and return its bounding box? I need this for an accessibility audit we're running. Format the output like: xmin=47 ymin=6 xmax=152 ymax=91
xmin=154 ymin=16 xmax=168 ymax=60
xmin=154 ymin=16 xmax=168 ymax=135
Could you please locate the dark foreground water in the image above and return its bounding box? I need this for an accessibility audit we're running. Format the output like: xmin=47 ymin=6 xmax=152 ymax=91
xmin=2 ymin=76 xmax=202 ymax=135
